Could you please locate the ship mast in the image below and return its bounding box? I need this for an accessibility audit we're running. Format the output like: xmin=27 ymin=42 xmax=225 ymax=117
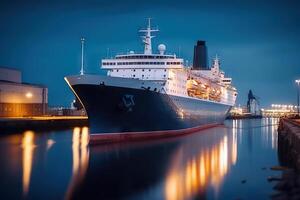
xmin=139 ymin=18 xmax=159 ymax=55
xmin=213 ymin=54 xmax=220 ymax=71
xmin=80 ymin=37 xmax=85 ymax=75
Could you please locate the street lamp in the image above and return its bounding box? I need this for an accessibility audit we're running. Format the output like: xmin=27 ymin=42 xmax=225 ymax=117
xmin=296 ymin=79 xmax=300 ymax=117
xmin=25 ymin=92 xmax=33 ymax=98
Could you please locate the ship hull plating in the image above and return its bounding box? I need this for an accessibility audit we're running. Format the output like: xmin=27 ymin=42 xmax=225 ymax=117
xmin=71 ymin=83 xmax=231 ymax=134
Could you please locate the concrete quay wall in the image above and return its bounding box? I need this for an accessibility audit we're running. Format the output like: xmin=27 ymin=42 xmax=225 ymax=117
xmin=278 ymin=118 xmax=300 ymax=170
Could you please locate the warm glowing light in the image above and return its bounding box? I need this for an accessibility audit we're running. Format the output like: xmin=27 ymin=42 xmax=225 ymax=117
xmin=25 ymin=92 xmax=33 ymax=98
xmin=72 ymin=127 xmax=80 ymax=174
xmin=81 ymin=127 xmax=89 ymax=147
xmin=22 ymin=131 xmax=35 ymax=196
xmin=165 ymin=134 xmax=237 ymax=200
xmin=46 ymin=139 xmax=55 ymax=150
xmin=65 ymin=127 xmax=90 ymax=199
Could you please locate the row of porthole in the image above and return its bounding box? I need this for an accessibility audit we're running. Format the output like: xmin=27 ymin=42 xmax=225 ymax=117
xmin=132 ymin=74 xmax=167 ymax=78
xmin=166 ymin=89 xmax=186 ymax=94
xmin=116 ymin=55 xmax=175 ymax=59
xmin=112 ymin=69 xmax=167 ymax=72
xmin=103 ymin=62 xmax=167 ymax=65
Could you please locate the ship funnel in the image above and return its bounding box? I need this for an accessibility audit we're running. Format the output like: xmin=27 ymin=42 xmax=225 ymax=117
xmin=192 ymin=40 xmax=208 ymax=70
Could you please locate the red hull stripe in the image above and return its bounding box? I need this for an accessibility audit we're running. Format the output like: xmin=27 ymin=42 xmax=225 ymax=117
xmin=89 ymin=123 xmax=221 ymax=145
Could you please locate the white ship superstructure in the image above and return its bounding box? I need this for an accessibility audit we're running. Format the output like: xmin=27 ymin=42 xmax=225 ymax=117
xmin=65 ymin=19 xmax=237 ymax=141
xmin=101 ymin=19 xmax=236 ymax=106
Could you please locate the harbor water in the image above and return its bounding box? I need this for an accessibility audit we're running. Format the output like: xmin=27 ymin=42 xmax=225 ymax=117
xmin=0 ymin=118 xmax=282 ymax=199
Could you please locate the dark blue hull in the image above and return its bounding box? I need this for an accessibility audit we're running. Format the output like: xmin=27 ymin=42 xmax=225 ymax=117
xmin=71 ymin=84 xmax=231 ymax=134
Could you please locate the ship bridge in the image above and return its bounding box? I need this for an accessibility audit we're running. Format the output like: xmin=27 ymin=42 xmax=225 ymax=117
xmin=101 ymin=19 xmax=184 ymax=81
xmin=102 ymin=55 xmax=183 ymax=69
xmin=101 ymin=54 xmax=184 ymax=80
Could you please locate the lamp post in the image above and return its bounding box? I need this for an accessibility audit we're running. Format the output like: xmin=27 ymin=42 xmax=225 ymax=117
xmin=296 ymin=79 xmax=300 ymax=117
xmin=80 ymin=37 xmax=85 ymax=75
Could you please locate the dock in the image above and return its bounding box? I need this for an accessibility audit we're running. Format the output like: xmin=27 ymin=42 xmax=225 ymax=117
xmin=278 ymin=118 xmax=300 ymax=170
xmin=0 ymin=116 xmax=88 ymax=133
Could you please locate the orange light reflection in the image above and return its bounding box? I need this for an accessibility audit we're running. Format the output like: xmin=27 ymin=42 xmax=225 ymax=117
xmin=65 ymin=126 xmax=90 ymax=199
xmin=165 ymin=133 xmax=237 ymax=200
xmin=22 ymin=131 xmax=35 ymax=196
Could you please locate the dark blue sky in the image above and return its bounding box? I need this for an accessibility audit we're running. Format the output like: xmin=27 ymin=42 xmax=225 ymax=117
xmin=0 ymin=0 xmax=299 ymax=107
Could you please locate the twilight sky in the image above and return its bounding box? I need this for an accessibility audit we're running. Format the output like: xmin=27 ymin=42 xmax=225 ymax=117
xmin=0 ymin=0 xmax=299 ymax=107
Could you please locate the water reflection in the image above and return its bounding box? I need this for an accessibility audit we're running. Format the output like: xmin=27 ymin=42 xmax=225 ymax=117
xmin=271 ymin=118 xmax=279 ymax=149
xmin=46 ymin=139 xmax=55 ymax=151
xmin=261 ymin=118 xmax=279 ymax=149
xmin=65 ymin=127 xmax=90 ymax=199
xmin=21 ymin=130 xmax=36 ymax=197
xmin=0 ymin=119 xmax=282 ymax=199
xmin=165 ymin=130 xmax=237 ymax=200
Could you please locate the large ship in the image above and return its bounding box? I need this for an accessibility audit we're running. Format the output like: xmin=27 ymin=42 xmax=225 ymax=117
xmin=65 ymin=19 xmax=237 ymax=143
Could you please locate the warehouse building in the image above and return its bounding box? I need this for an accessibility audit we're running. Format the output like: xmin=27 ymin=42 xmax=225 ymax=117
xmin=0 ymin=67 xmax=48 ymax=117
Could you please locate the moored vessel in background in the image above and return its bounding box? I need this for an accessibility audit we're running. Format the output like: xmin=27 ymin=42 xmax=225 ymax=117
xmin=65 ymin=19 xmax=237 ymax=143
